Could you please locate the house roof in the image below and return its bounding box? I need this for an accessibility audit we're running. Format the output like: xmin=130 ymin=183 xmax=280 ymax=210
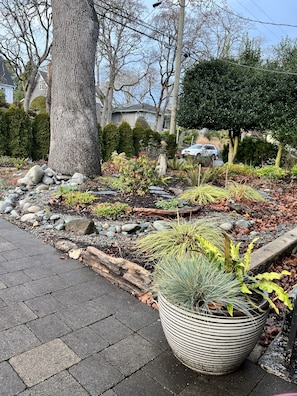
xmin=113 ymin=103 xmax=159 ymax=114
xmin=39 ymin=70 xmax=48 ymax=83
xmin=0 ymin=57 xmax=14 ymax=86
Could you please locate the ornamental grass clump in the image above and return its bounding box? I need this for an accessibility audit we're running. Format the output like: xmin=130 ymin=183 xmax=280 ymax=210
xmin=179 ymin=184 xmax=228 ymax=205
xmin=226 ymin=181 xmax=264 ymax=202
xmin=152 ymin=256 xmax=252 ymax=316
xmin=136 ymin=218 xmax=224 ymax=261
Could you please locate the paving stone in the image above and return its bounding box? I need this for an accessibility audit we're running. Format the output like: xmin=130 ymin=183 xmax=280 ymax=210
xmin=115 ymin=300 xmax=159 ymax=331
xmin=0 ymin=302 xmax=37 ymax=331
xmin=58 ymin=267 xmax=97 ymax=286
xmin=102 ymin=333 xmax=162 ymax=376
xmin=40 ymin=254 xmax=85 ymax=273
xmin=0 ymin=361 xmax=26 ymax=395
xmin=24 ymin=294 xmax=65 ymax=317
xmin=205 ymin=360 xmax=267 ymax=396
xmin=101 ymin=391 xmax=118 ymax=396
xmin=138 ymin=320 xmax=169 ymax=351
xmin=0 ymin=284 xmax=35 ymax=303
xmin=62 ymin=326 xmax=109 ymax=358
xmin=23 ymin=266 xmax=55 ymax=280
xmin=90 ymin=316 xmax=133 ymax=345
xmin=0 ymin=255 xmax=7 ymax=264
xmin=113 ymin=370 xmax=173 ymax=396
xmin=24 ymin=275 xmax=71 ymax=296
xmin=0 ymin=280 xmax=6 ymax=289
xmin=142 ymin=351 xmax=200 ymax=394
xmin=9 ymin=339 xmax=80 ymax=387
xmin=177 ymin=381 xmax=232 ymax=396
xmin=2 ymin=248 xmax=28 ymax=261
xmin=18 ymin=371 xmax=89 ymax=396
xmin=26 ymin=314 xmax=71 ymax=342
xmin=69 ymin=353 xmax=124 ymax=395
xmin=53 ymin=279 xmax=114 ymax=306
xmin=0 ymin=271 xmax=32 ymax=287
xmin=0 ymin=325 xmax=40 ymax=362
xmin=1 ymin=256 xmax=42 ymax=273
xmin=0 ymin=241 xmax=17 ymax=252
xmin=249 ymin=371 xmax=297 ymax=396
xmin=91 ymin=288 xmax=140 ymax=315
xmin=56 ymin=299 xmax=110 ymax=330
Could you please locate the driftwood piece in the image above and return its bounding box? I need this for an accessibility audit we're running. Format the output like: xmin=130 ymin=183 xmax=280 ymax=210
xmin=81 ymin=246 xmax=152 ymax=297
xmin=133 ymin=206 xmax=201 ymax=217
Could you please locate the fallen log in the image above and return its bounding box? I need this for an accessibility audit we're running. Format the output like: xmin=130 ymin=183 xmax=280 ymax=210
xmin=81 ymin=246 xmax=152 ymax=297
xmin=133 ymin=206 xmax=201 ymax=216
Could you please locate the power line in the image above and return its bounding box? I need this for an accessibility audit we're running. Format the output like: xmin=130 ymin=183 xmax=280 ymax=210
xmin=215 ymin=2 xmax=297 ymax=29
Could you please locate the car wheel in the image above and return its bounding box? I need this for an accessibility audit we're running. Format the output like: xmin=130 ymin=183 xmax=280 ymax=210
xmin=196 ymin=153 xmax=201 ymax=158
xmin=211 ymin=154 xmax=216 ymax=160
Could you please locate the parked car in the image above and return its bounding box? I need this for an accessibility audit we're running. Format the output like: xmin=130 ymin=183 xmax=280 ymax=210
xmin=181 ymin=144 xmax=220 ymax=159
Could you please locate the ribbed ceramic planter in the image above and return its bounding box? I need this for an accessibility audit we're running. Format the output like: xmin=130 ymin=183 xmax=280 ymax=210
xmin=158 ymin=293 xmax=269 ymax=375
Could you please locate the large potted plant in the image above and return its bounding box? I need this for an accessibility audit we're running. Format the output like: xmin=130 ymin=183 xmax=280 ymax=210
xmin=150 ymin=234 xmax=292 ymax=375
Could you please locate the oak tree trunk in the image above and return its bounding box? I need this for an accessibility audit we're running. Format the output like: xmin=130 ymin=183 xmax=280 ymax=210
xmin=49 ymin=0 xmax=101 ymax=177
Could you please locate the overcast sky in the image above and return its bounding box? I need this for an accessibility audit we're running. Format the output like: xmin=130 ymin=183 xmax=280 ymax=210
xmin=143 ymin=0 xmax=297 ymax=48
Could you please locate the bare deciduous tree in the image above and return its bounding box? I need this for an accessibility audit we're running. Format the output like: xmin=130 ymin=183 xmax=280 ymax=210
xmin=0 ymin=0 xmax=52 ymax=111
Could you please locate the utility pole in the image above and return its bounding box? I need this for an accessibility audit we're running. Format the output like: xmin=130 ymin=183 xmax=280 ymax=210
xmin=169 ymin=0 xmax=185 ymax=135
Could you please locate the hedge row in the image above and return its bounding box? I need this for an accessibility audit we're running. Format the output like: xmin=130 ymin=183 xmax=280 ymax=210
xmin=0 ymin=108 xmax=176 ymax=161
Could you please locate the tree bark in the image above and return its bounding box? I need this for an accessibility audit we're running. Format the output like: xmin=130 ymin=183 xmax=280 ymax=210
xmin=49 ymin=0 xmax=101 ymax=177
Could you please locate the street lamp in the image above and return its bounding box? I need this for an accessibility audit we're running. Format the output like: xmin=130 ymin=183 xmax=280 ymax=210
xmin=153 ymin=0 xmax=186 ymax=136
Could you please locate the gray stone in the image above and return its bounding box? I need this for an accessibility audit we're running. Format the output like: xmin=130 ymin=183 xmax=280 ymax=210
xmin=28 ymin=205 xmax=41 ymax=213
xmin=0 ymin=325 xmax=40 ymax=361
xmin=42 ymin=175 xmax=54 ymax=185
xmin=236 ymin=219 xmax=251 ymax=229
xmin=20 ymin=213 xmax=36 ymax=223
xmin=26 ymin=314 xmax=71 ymax=343
xmin=24 ymin=165 xmax=45 ymax=184
xmin=69 ymin=173 xmax=86 ymax=185
xmin=35 ymin=184 xmax=49 ymax=192
xmin=121 ymin=223 xmax=141 ymax=233
xmin=153 ymin=220 xmax=171 ymax=231
xmin=220 ymin=222 xmax=234 ymax=231
xmin=9 ymin=339 xmax=80 ymax=387
xmin=65 ymin=219 xmax=98 ymax=235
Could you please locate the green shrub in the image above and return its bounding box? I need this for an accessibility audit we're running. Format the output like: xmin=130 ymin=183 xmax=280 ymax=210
xmin=236 ymin=136 xmax=278 ymax=166
xmin=98 ymin=123 xmax=103 ymax=160
xmin=118 ymin=121 xmax=134 ymax=157
xmin=6 ymin=106 xmax=32 ymax=158
xmin=155 ymin=198 xmax=189 ymax=210
xmin=102 ymin=123 xmax=119 ymax=162
xmin=92 ymin=201 xmax=131 ymax=217
xmin=133 ymin=124 xmax=147 ymax=156
xmin=62 ymin=190 xmax=97 ymax=206
xmin=113 ymin=154 xmax=160 ymax=195
xmin=291 ymin=164 xmax=297 ymax=176
xmin=164 ymin=133 xmax=178 ymax=159
xmin=0 ymin=109 xmax=8 ymax=156
xmin=255 ymin=165 xmax=289 ymax=179
xmin=30 ymin=96 xmax=47 ymax=113
xmin=31 ymin=113 xmax=50 ymax=160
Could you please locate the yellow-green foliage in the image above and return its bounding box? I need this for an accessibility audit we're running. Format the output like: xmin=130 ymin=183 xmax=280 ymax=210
xmin=0 ymin=156 xmax=27 ymax=168
xmin=92 ymin=201 xmax=131 ymax=217
xmin=179 ymin=184 xmax=228 ymax=205
xmin=136 ymin=218 xmax=224 ymax=261
xmin=221 ymin=163 xmax=255 ymax=177
xmin=227 ymin=182 xmax=264 ymax=202
xmin=62 ymin=191 xmax=97 ymax=206
xmin=255 ymin=165 xmax=289 ymax=179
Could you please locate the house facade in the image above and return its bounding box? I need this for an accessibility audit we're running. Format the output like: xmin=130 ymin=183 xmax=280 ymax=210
xmin=111 ymin=103 xmax=171 ymax=131
xmin=0 ymin=57 xmax=14 ymax=103
xmin=30 ymin=70 xmax=48 ymax=104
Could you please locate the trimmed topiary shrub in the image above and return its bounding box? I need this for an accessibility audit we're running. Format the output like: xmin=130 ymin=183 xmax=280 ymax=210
xmin=30 ymin=96 xmax=47 ymax=113
xmin=133 ymin=123 xmax=147 ymax=156
xmin=98 ymin=123 xmax=103 ymax=161
xmin=0 ymin=109 xmax=9 ymax=155
xmin=31 ymin=113 xmax=50 ymax=160
xmin=117 ymin=121 xmax=134 ymax=157
xmin=164 ymin=133 xmax=178 ymax=159
xmin=6 ymin=106 xmax=33 ymax=158
xmin=102 ymin=123 xmax=119 ymax=162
